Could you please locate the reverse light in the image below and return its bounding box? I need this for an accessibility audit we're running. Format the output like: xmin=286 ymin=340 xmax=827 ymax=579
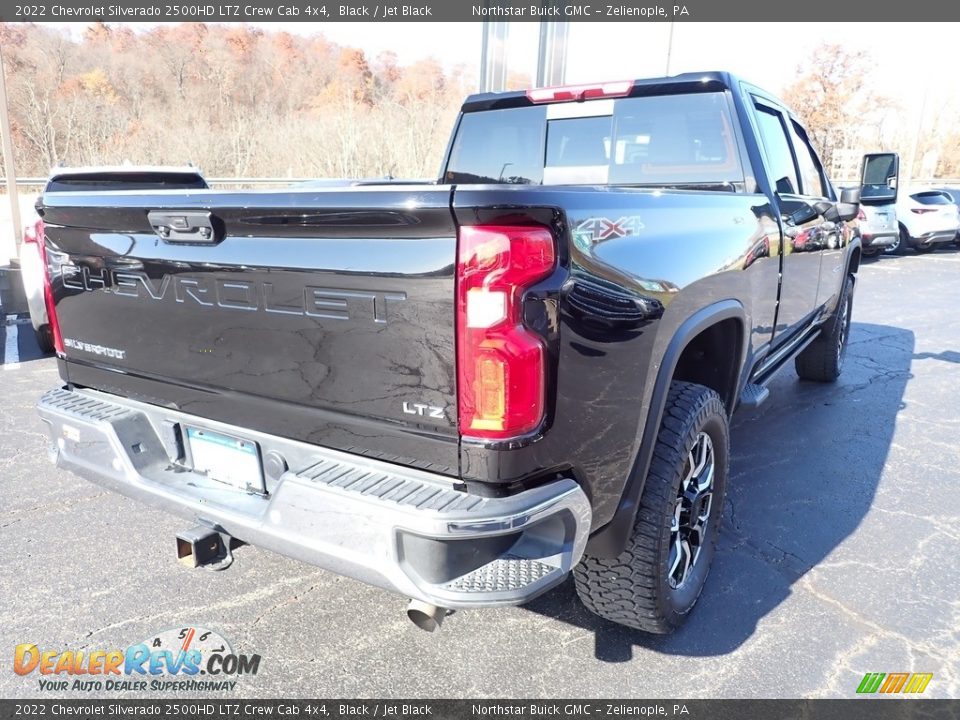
xmin=526 ymin=81 xmax=634 ymax=104
xmin=456 ymin=225 xmax=555 ymax=440
xmin=27 ymin=220 xmax=65 ymax=356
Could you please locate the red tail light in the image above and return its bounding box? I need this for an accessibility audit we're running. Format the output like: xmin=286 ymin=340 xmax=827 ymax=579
xmin=911 ymin=208 xmax=937 ymax=214
xmin=856 ymin=207 xmax=866 ymax=221
xmin=33 ymin=220 xmax=65 ymax=356
xmin=23 ymin=219 xmax=40 ymax=245
xmin=526 ymin=81 xmax=633 ymax=104
xmin=456 ymin=226 xmax=555 ymax=440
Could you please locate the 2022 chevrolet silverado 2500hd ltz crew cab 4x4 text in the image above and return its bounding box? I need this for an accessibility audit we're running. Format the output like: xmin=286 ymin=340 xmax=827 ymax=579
xmin=34 ymin=72 xmax=895 ymax=634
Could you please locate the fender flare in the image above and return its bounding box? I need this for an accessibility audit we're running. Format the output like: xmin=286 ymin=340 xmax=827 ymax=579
xmin=585 ymin=299 xmax=747 ymax=558
xmin=846 ymin=236 xmax=863 ymax=277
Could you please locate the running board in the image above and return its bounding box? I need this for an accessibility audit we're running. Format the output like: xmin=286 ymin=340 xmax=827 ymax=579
xmin=739 ymin=383 xmax=770 ymax=409
xmin=751 ymin=325 xmax=822 ymax=385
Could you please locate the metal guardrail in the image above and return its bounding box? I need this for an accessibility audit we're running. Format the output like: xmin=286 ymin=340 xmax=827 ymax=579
xmin=5 ymin=177 xmax=960 ymax=189
xmin=835 ymin=179 xmax=960 ymax=188
xmin=1 ymin=178 xmax=315 ymax=188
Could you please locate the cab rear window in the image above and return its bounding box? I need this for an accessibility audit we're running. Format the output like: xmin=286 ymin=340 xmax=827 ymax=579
xmin=445 ymin=92 xmax=743 ymax=189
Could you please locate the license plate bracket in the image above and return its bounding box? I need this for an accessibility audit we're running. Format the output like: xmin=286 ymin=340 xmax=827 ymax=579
xmin=184 ymin=426 xmax=265 ymax=494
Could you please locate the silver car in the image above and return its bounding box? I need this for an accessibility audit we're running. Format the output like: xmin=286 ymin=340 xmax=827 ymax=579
xmin=857 ymin=202 xmax=898 ymax=257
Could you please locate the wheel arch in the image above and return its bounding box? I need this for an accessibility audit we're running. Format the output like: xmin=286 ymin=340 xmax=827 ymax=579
xmin=585 ymin=299 xmax=748 ymax=558
xmin=847 ymin=238 xmax=862 ymax=276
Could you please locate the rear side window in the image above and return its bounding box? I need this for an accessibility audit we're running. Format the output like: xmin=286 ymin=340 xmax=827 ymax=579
xmin=445 ymin=106 xmax=546 ymax=184
xmin=912 ymin=192 xmax=951 ymax=205
xmin=446 ymin=92 xmax=743 ymax=188
xmin=752 ymin=104 xmax=798 ymax=195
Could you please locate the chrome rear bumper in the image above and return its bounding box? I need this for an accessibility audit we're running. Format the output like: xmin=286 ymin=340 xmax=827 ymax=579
xmin=37 ymin=387 xmax=591 ymax=608
xmin=861 ymin=232 xmax=898 ymax=248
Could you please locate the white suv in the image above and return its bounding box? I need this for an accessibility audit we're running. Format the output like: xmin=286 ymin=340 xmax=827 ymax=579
xmin=892 ymin=190 xmax=960 ymax=254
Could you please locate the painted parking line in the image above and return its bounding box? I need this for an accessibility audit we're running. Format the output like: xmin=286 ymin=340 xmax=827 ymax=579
xmin=4 ymin=314 xmax=20 ymax=370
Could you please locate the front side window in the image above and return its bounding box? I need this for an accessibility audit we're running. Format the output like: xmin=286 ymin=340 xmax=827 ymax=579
xmin=788 ymin=121 xmax=828 ymax=198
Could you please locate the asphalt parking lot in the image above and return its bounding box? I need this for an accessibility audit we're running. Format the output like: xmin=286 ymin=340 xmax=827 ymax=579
xmin=1 ymin=250 xmax=958 ymax=700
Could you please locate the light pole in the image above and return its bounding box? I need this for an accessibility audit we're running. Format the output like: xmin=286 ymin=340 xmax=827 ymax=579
xmin=904 ymin=77 xmax=930 ymax=188
xmin=0 ymin=47 xmax=22 ymax=263
xmin=479 ymin=21 xmax=510 ymax=93
xmin=665 ymin=22 xmax=675 ymax=75
xmin=536 ymin=22 xmax=569 ymax=88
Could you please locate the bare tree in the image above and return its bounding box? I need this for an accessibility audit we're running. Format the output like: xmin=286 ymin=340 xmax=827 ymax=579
xmin=0 ymin=22 xmax=471 ymax=178
xmin=782 ymin=43 xmax=893 ymax=175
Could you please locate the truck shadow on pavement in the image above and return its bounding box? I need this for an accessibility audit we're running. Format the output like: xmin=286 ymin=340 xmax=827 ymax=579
xmin=524 ymin=321 xmax=914 ymax=661
xmin=0 ymin=319 xmax=51 ymax=366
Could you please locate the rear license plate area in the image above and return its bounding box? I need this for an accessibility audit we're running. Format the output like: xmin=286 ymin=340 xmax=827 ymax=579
xmin=184 ymin=426 xmax=265 ymax=494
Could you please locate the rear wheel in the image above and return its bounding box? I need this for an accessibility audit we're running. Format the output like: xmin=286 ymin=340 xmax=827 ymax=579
xmin=795 ymin=275 xmax=854 ymax=382
xmin=914 ymin=243 xmax=936 ymax=254
xmin=574 ymin=382 xmax=728 ymax=634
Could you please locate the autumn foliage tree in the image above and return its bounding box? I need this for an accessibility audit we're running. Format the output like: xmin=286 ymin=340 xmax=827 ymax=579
xmin=782 ymin=43 xmax=894 ymax=176
xmin=0 ymin=22 xmax=472 ymax=179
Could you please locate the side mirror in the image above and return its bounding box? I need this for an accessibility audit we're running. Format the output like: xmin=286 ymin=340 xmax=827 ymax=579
xmin=786 ymin=203 xmax=819 ymax=226
xmin=835 ymin=203 xmax=859 ymax=222
xmin=840 ymin=187 xmax=860 ymax=204
xmin=860 ymin=153 xmax=899 ymax=203
xmin=834 ymin=186 xmax=860 ymax=222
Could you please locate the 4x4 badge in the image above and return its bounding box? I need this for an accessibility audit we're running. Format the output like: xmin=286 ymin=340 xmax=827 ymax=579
xmin=574 ymin=215 xmax=645 ymax=244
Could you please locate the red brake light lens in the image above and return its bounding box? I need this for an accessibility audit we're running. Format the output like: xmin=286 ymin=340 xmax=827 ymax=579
xmin=911 ymin=208 xmax=937 ymax=214
xmin=23 ymin=220 xmax=40 ymax=245
xmin=36 ymin=220 xmax=65 ymax=356
xmin=456 ymin=226 xmax=555 ymax=440
xmin=526 ymin=80 xmax=633 ymax=104
xmin=856 ymin=207 xmax=866 ymax=221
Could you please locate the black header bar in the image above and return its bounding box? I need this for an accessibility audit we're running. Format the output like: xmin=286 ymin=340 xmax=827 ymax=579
xmin=0 ymin=700 xmax=957 ymax=720
xmin=1 ymin=0 xmax=957 ymax=22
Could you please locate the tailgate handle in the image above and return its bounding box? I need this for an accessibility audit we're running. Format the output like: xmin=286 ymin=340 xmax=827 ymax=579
xmin=148 ymin=210 xmax=221 ymax=244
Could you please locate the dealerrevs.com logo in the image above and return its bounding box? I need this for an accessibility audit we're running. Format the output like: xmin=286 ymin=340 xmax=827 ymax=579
xmin=14 ymin=627 xmax=260 ymax=693
xmin=856 ymin=672 xmax=933 ymax=695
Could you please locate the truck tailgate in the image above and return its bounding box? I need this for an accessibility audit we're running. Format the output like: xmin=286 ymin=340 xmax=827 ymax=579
xmin=39 ymin=186 xmax=459 ymax=474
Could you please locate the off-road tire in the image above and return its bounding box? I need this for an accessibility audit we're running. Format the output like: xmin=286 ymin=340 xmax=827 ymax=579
xmin=795 ymin=275 xmax=854 ymax=382
xmin=573 ymin=381 xmax=729 ymax=634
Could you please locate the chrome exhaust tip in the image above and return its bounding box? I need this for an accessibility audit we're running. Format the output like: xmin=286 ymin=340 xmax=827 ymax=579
xmin=406 ymin=599 xmax=447 ymax=632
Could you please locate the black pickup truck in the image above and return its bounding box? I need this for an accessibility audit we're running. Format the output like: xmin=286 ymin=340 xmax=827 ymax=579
xmin=34 ymin=72 xmax=898 ymax=633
